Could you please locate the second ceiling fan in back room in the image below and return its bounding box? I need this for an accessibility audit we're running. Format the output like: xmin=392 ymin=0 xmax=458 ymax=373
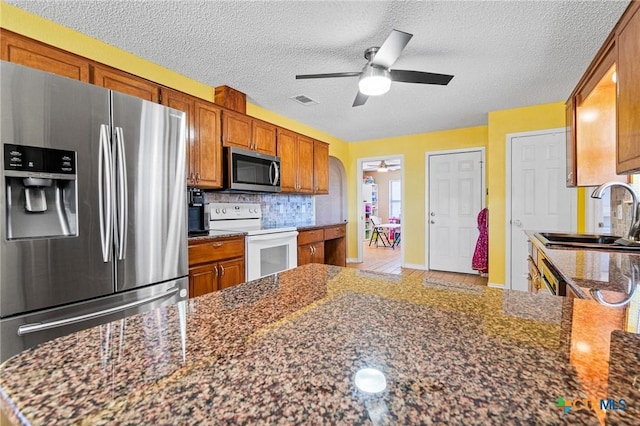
xmin=296 ymin=29 xmax=454 ymax=107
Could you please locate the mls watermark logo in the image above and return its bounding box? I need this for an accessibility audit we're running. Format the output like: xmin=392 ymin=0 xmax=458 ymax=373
xmin=556 ymin=397 xmax=627 ymax=415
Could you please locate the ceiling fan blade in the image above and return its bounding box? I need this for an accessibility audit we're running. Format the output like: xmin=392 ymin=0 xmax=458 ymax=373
xmin=296 ymin=72 xmax=361 ymax=79
xmin=352 ymin=91 xmax=368 ymax=107
xmin=390 ymin=70 xmax=454 ymax=85
xmin=370 ymin=29 xmax=413 ymax=68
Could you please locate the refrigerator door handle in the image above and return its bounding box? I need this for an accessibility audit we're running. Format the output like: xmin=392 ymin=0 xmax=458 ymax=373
xmin=115 ymin=127 xmax=128 ymax=260
xmin=17 ymin=286 xmax=180 ymax=335
xmin=99 ymin=124 xmax=114 ymax=262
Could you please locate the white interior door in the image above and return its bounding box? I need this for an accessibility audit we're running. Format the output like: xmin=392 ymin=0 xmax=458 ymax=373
xmin=428 ymin=150 xmax=483 ymax=273
xmin=509 ymin=130 xmax=576 ymax=291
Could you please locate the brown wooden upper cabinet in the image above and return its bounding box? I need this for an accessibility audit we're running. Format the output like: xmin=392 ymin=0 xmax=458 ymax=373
xmin=566 ymin=0 xmax=640 ymax=182
xmin=161 ymin=88 xmax=223 ymax=188
xmin=616 ymin=1 xmax=640 ymax=174
xmin=1 ymin=29 xmax=89 ymax=82
xmin=313 ymin=140 xmax=329 ymax=194
xmin=91 ymin=63 xmax=160 ymax=102
xmin=221 ymin=110 xmax=277 ymax=156
xmin=277 ymin=128 xmax=314 ymax=193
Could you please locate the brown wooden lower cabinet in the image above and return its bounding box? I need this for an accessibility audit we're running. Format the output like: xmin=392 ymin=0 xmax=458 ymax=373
xmin=188 ymin=236 xmax=245 ymax=298
xmin=297 ymin=224 xmax=346 ymax=267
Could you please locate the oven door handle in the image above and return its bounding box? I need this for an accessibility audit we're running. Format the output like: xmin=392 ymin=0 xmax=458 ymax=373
xmin=247 ymin=231 xmax=299 ymax=242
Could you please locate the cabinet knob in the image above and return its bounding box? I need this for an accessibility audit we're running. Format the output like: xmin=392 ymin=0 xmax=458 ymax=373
xmin=212 ymin=242 xmax=223 ymax=247
xmin=219 ymin=264 xmax=225 ymax=276
xmin=213 ymin=265 xmax=219 ymax=277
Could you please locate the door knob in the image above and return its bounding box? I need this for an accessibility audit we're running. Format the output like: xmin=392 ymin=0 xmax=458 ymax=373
xmin=513 ymin=219 xmax=522 ymax=227
xmin=430 ymin=212 xmax=435 ymax=216
xmin=430 ymin=220 xmax=435 ymax=224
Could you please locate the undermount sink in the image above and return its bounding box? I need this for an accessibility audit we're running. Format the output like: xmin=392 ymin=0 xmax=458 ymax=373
xmin=535 ymin=232 xmax=640 ymax=251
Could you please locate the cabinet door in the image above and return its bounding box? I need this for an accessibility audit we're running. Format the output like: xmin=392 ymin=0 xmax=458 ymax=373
xmin=161 ymin=88 xmax=196 ymax=185
xmin=91 ymin=64 xmax=159 ymax=102
xmin=312 ymin=243 xmax=325 ymax=264
xmin=218 ymin=257 xmax=245 ymax=290
xmin=297 ymin=135 xmax=315 ymax=194
xmin=297 ymin=243 xmax=314 ymax=266
xmin=222 ymin=110 xmax=252 ymax=150
xmin=1 ymin=29 xmax=89 ymax=82
xmin=572 ymin=40 xmax=623 ymax=186
xmin=252 ymin=119 xmax=277 ymax=156
xmin=313 ymin=140 xmax=329 ymax=194
xmin=189 ymin=263 xmax=217 ymax=298
xmin=616 ymin=3 xmax=640 ymax=173
xmin=194 ymin=101 xmax=223 ymax=188
xmin=277 ymin=128 xmax=298 ymax=192
xmin=565 ymin=98 xmax=576 ymax=187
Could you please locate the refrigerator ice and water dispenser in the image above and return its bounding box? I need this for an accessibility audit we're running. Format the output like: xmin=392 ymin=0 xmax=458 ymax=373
xmin=3 ymin=143 xmax=78 ymax=239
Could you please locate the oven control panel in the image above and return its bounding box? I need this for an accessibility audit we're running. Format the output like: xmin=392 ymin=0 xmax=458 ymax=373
xmin=208 ymin=203 xmax=261 ymax=220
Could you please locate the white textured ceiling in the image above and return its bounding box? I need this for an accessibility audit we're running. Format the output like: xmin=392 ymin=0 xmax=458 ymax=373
xmin=7 ymin=0 xmax=631 ymax=142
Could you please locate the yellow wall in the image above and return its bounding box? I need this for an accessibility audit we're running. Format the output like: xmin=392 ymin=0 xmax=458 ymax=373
xmin=349 ymin=126 xmax=488 ymax=266
xmin=486 ymin=102 xmax=567 ymax=286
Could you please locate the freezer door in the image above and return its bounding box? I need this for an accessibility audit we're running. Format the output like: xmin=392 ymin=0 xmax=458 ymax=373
xmin=0 ymin=61 xmax=114 ymax=317
xmin=111 ymin=92 xmax=187 ymax=291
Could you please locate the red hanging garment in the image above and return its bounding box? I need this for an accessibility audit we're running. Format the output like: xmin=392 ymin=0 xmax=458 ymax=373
xmin=472 ymin=208 xmax=488 ymax=274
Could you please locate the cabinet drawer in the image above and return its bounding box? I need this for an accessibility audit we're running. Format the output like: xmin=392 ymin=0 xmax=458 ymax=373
xmin=188 ymin=238 xmax=245 ymax=266
xmin=324 ymin=225 xmax=345 ymax=240
xmin=298 ymin=229 xmax=324 ymax=245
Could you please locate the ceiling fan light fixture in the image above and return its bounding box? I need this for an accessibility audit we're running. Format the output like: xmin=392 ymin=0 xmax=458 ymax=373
xmin=377 ymin=160 xmax=388 ymax=172
xmin=358 ymin=65 xmax=391 ymax=96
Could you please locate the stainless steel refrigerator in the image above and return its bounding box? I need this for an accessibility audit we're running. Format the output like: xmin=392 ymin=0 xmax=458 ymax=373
xmin=0 ymin=61 xmax=188 ymax=361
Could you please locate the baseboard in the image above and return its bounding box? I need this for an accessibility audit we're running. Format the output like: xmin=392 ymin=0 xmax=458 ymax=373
xmin=346 ymin=257 xmax=359 ymax=264
xmin=403 ymin=263 xmax=427 ymax=270
xmin=488 ymin=282 xmax=504 ymax=289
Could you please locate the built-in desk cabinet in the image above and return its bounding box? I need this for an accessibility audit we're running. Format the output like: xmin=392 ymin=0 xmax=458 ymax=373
xmin=188 ymin=236 xmax=245 ymax=298
xmin=297 ymin=224 xmax=346 ymax=267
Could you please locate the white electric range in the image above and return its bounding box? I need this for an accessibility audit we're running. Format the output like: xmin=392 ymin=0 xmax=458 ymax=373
xmin=208 ymin=203 xmax=298 ymax=281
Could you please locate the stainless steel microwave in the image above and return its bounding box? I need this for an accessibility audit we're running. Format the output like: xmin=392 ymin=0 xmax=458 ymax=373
xmin=225 ymin=147 xmax=281 ymax=192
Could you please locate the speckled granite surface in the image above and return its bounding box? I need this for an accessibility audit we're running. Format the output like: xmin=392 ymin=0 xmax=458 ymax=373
xmin=527 ymin=231 xmax=640 ymax=300
xmin=296 ymin=221 xmax=348 ymax=231
xmin=1 ymin=264 xmax=638 ymax=425
xmin=188 ymin=230 xmax=246 ymax=242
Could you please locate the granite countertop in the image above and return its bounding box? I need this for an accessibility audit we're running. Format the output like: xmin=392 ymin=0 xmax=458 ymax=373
xmin=188 ymin=222 xmax=347 ymax=241
xmin=188 ymin=230 xmax=247 ymax=242
xmin=1 ymin=264 xmax=638 ymax=424
xmin=292 ymin=221 xmax=348 ymax=231
xmin=526 ymin=231 xmax=640 ymax=301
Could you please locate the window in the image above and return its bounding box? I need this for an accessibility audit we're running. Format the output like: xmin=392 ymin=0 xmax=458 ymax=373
xmin=389 ymin=180 xmax=401 ymax=219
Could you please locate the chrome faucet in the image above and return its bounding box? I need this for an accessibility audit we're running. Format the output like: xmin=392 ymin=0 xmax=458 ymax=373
xmin=591 ymin=181 xmax=640 ymax=241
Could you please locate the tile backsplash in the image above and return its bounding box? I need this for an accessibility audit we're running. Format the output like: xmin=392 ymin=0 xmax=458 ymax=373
xmin=611 ymin=186 xmax=635 ymax=237
xmin=204 ymin=192 xmax=315 ymax=227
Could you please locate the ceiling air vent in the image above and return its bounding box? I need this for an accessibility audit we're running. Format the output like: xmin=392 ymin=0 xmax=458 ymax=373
xmin=290 ymin=94 xmax=318 ymax=106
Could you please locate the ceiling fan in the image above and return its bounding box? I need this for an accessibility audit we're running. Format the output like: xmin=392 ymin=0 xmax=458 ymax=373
xmin=363 ymin=159 xmax=401 ymax=172
xmin=296 ymin=29 xmax=454 ymax=107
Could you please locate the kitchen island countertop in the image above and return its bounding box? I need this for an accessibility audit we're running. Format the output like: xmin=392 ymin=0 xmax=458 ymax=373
xmin=1 ymin=264 xmax=638 ymax=424
xmin=526 ymin=230 xmax=640 ymax=299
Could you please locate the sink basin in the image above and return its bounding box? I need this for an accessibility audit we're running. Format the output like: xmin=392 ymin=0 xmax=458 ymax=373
xmin=535 ymin=232 xmax=640 ymax=251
